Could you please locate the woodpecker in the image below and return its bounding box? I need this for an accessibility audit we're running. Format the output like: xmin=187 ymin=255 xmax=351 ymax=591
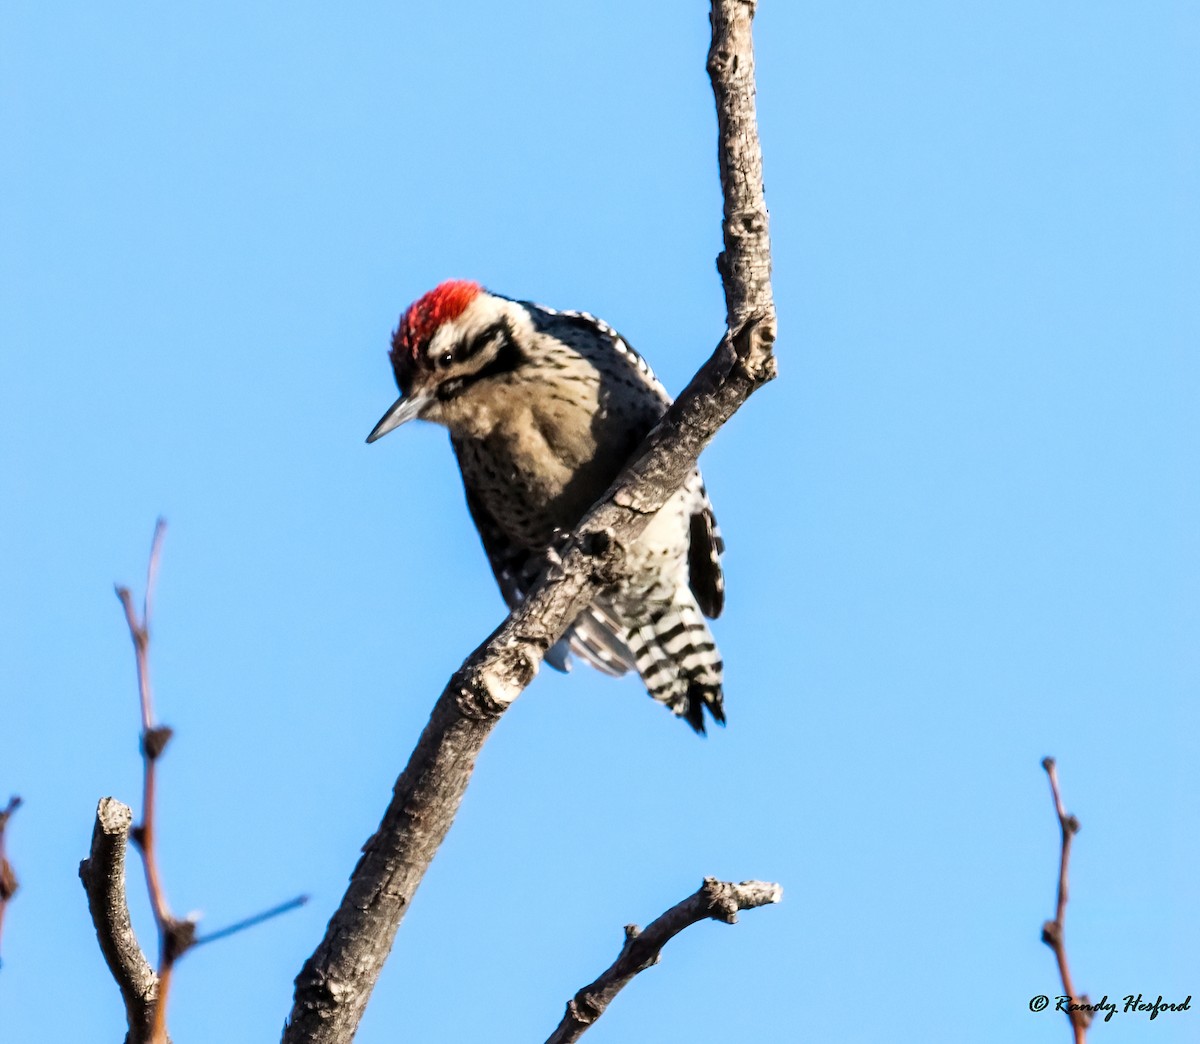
xmin=367 ymin=280 xmax=725 ymax=733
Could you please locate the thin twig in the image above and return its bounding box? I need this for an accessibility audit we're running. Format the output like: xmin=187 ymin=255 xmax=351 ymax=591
xmin=89 ymin=522 xmax=308 ymax=1040
xmin=546 ymin=878 xmax=783 ymax=1043
xmin=283 ymin=3 xmax=775 ymax=1040
xmin=194 ymin=895 xmax=310 ymax=948
xmin=143 ymin=516 xmax=166 ymax=644
xmin=1041 ymin=757 xmax=1088 ymax=1043
xmin=0 ymin=795 xmax=22 ymax=968
xmin=116 ymin=519 xmax=193 ymax=1044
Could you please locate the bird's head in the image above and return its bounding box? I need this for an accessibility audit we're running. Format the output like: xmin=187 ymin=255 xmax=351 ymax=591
xmin=366 ymin=280 xmax=523 ymax=442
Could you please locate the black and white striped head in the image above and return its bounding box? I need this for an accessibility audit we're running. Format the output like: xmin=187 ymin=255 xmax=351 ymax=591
xmin=366 ymin=280 xmax=523 ymax=442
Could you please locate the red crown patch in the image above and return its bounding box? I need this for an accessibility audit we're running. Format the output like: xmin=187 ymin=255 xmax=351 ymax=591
xmin=391 ymin=280 xmax=483 ymax=361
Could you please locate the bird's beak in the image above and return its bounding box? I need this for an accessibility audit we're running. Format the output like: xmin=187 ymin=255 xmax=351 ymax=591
xmin=366 ymin=393 xmax=430 ymax=443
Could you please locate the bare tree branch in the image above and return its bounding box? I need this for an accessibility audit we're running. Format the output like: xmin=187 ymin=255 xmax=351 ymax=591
xmin=73 ymin=523 xmax=193 ymax=1044
xmin=710 ymin=0 xmax=774 ymax=331
xmin=0 ymin=795 xmax=22 ymax=968
xmin=1041 ymin=757 xmax=1089 ymax=1043
xmin=283 ymin=2 xmax=775 ymax=1040
xmin=546 ymin=878 xmax=783 ymax=1044
xmin=106 ymin=519 xmax=193 ymax=1044
xmin=79 ymin=798 xmax=159 ymax=1044
xmin=85 ymin=521 xmax=311 ymax=1041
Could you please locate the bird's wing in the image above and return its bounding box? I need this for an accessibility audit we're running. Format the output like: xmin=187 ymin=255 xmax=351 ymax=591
xmin=687 ymin=475 xmax=726 ymax=619
xmin=462 ymin=485 xmax=531 ymax=610
xmin=544 ymin=309 xmax=724 ymax=620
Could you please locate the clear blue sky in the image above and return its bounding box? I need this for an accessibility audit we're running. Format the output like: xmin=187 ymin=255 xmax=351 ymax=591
xmin=3 ymin=2 xmax=1197 ymax=1041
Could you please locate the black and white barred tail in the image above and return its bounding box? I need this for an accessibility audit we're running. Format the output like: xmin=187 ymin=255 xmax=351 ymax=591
xmin=554 ymin=592 xmax=725 ymax=733
xmin=625 ymin=595 xmax=724 ymax=733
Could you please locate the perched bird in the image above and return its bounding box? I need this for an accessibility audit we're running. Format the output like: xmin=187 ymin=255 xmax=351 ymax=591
xmin=367 ymin=280 xmax=726 ymax=732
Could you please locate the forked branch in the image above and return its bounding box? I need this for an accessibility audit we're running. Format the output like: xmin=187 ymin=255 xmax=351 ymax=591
xmin=546 ymin=878 xmax=783 ymax=1043
xmin=116 ymin=521 xmax=194 ymax=1044
xmin=84 ymin=522 xmax=306 ymax=1042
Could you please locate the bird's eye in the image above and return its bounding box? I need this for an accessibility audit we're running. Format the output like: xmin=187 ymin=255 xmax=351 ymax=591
xmin=437 ymin=351 xmax=454 ymax=368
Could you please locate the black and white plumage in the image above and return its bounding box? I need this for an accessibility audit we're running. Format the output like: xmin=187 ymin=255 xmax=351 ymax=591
xmin=367 ymin=280 xmax=726 ymax=732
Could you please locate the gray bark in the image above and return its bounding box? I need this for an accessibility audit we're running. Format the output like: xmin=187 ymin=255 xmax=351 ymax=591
xmin=546 ymin=878 xmax=784 ymax=1044
xmin=79 ymin=797 xmax=159 ymax=1044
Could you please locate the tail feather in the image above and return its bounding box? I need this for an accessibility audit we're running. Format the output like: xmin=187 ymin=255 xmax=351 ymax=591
xmin=561 ymin=603 xmax=637 ymax=677
xmin=625 ymin=598 xmax=724 ymax=733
